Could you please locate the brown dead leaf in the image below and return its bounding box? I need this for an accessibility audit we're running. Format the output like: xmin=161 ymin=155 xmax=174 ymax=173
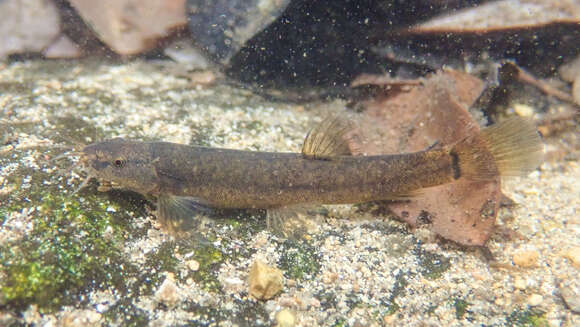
xmin=353 ymin=70 xmax=502 ymax=246
xmin=412 ymin=0 xmax=580 ymax=33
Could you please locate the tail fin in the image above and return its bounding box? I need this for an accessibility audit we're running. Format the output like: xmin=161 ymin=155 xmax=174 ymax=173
xmin=451 ymin=117 xmax=544 ymax=181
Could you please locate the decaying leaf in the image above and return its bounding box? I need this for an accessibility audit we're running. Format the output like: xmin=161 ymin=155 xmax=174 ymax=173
xmin=378 ymin=0 xmax=580 ymax=78
xmin=352 ymin=70 xmax=504 ymax=246
xmin=412 ymin=0 xmax=580 ymax=32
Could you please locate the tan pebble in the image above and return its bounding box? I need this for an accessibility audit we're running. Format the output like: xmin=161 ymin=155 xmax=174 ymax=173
xmin=558 ymin=55 xmax=580 ymax=82
xmin=559 ymin=278 xmax=580 ymax=313
xmin=59 ymin=310 xmax=101 ymax=327
xmin=275 ymin=309 xmax=296 ymax=327
xmin=513 ymin=103 xmax=535 ymax=117
xmin=472 ymin=271 xmax=486 ymax=281
xmin=383 ymin=314 xmax=396 ymax=325
xmin=322 ymin=271 xmax=338 ymax=284
xmin=513 ymin=250 xmax=539 ymax=267
xmin=574 ymin=77 xmax=580 ymax=106
xmin=561 ymin=247 xmax=580 ymax=269
xmin=248 ymin=260 xmax=284 ymax=300
xmin=187 ymin=259 xmax=200 ymax=271
xmin=353 ymin=281 xmax=360 ymax=292
xmin=514 ymin=277 xmax=527 ymax=290
xmin=155 ymin=277 xmax=181 ymax=307
xmin=528 ymin=294 xmax=543 ymax=306
xmin=189 ymin=71 xmax=217 ymax=86
xmin=310 ymin=297 xmax=321 ymax=308
xmin=541 ymin=219 xmax=562 ymax=232
xmin=253 ymin=233 xmax=268 ymax=247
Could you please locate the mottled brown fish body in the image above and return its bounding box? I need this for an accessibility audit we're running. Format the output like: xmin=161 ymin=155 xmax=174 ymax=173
xmin=80 ymin=117 xmax=543 ymax=236
xmin=149 ymin=142 xmax=455 ymax=208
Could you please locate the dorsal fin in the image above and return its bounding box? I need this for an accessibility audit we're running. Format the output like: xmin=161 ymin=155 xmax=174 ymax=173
xmin=301 ymin=115 xmax=359 ymax=159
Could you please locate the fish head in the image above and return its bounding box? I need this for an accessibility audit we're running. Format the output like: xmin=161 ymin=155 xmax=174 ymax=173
xmin=81 ymin=138 xmax=159 ymax=194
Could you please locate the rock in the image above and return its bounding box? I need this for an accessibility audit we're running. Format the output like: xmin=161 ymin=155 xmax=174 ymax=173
xmin=248 ymin=260 xmax=283 ymax=300
xmin=155 ymin=274 xmax=181 ymax=307
xmin=527 ymin=294 xmax=543 ymax=306
xmin=275 ymin=309 xmax=296 ymax=327
xmin=513 ymin=276 xmax=527 ymax=290
xmin=59 ymin=309 xmax=101 ymax=327
xmin=513 ymin=250 xmax=539 ymax=267
xmin=573 ymin=77 xmax=580 ymax=106
xmin=68 ymin=0 xmax=187 ymax=55
xmin=561 ymin=247 xmax=580 ymax=269
xmin=558 ymin=55 xmax=580 ymax=83
xmin=513 ymin=103 xmax=535 ymax=117
xmin=558 ymin=55 xmax=580 ymax=105
xmin=0 ymin=0 xmax=61 ymax=59
xmin=187 ymin=259 xmax=200 ymax=271
xmin=559 ymin=278 xmax=580 ymax=313
xmin=43 ymin=35 xmax=82 ymax=59
xmin=186 ymin=0 xmax=291 ymax=63
xmin=164 ymin=39 xmax=212 ymax=69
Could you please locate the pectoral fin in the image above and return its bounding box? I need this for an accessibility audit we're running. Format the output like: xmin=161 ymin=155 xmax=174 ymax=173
xmin=301 ymin=115 xmax=361 ymax=159
xmin=157 ymin=195 xmax=213 ymax=236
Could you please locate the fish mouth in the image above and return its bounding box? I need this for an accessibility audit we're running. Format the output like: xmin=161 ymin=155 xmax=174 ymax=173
xmin=96 ymin=179 xmax=122 ymax=192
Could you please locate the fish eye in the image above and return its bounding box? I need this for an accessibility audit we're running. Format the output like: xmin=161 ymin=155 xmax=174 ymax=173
xmin=113 ymin=158 xmax=126 ymax=168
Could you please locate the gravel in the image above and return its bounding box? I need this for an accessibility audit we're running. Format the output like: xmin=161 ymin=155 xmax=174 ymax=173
xmin=0 ymin=60 xmax=578 ymax=326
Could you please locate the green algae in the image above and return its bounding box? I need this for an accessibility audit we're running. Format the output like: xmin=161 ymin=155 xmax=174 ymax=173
xmin=183 ymin=298 xmax=270 ymax=327
xmin=51 ymin=116 xmax=107 ymax=144
xmin=331 ymin=317 xmax=346 ymax=327
xmin=414 ymin=243 xmax=451 ymax=279
xmin=143 ymin=239 xmax=226 ymax=293
xmin=453 ymin=298 xmax=470 ymax=320
xmin=103 ymin=299 xmax=150 ymax=327
xmin=277 ymin=239 xmax=320 ymax=280
xmin=0 ymin=140 xmax=141 ymax=313
xmin=507 ymin=307 xmax=548 ymax=327
xmin=0 ymin=193 xmax=133 ymax=312
xmin=380 ymin=271 xmax=407 ymax=317
xmin=0 ymin=81 xmax=34 ymax=94
xmin=190 ymin=244 xmax=225 ymax=292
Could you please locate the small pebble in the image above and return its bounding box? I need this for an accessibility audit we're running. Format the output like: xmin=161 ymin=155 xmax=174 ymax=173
xmin=514 ymin=277 xmax=527 ymax=290
xmin=59 ymin=310 xmax=101 ymax=327
xmin=513 ymin=103 xmax=535 ymax=117
xmin=559 ymin=279 xmax=580 ymax=313
xmin=187 ymin=259 xmax=200 ymax=271
xmin=527 ymin=294 xmax=543 ymax=306
xmin=155 ymin=274 xmax=181 ymax=307
xmin=248 ymin=260 xmax=283 ymax=300
xmin=573 ymin=77 xmax=580 ymax=106
xmin=513 ymin=249 xmax=539 ymax=267
xmin=561 ymin=247 xmax=580 ymax=269
xmin=275 ymin=309 xmax=296 ymax=327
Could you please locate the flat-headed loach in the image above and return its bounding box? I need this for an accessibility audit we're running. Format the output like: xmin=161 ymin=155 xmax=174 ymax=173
xmin=76 ymin=116 xmax=543 ymax=236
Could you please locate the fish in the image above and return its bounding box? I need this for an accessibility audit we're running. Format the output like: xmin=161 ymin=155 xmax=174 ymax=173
xmin=76 ymin=116 xmax=543 ymax=235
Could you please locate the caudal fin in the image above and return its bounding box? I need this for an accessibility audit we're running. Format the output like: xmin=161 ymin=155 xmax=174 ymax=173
xmin=452 ymin=117 xmax=544 ymax=181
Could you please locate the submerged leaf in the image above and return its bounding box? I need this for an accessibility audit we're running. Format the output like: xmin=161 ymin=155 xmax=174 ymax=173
xmin=353 ymin=70 xmax=505 ymax=246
